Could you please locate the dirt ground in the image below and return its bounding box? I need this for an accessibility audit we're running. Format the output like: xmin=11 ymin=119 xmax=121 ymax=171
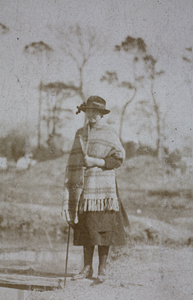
xmin=0 ymin=155 xmax=193 ymax=299
xmin=0 ymin=245 xmax=193 ymax=300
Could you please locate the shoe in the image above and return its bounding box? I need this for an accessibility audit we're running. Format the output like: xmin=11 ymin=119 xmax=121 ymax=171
xmin=71 ymin=265 xmax=93 ymax=280
xmin=97 ymin=266 xmax=106 ymax=283
xmin=96 ymin=274 xmax=106 ymax=283
xmin=91 ymin=275 xmax=106 ymax=286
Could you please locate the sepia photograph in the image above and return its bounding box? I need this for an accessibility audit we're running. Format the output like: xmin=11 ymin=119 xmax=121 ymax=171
xmin=0 ymin=0 xmax=193 ymax=299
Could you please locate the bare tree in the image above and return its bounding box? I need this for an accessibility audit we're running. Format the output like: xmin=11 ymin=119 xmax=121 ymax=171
xmin=133 ymin=100 xmax=156 ymax=143
xmin=182 ymin=46 xmax=193 ymax=99
xmin=143 ymin=55 xmax=165 ymax=158
xmin=182 ymin=46 xmax=193 ymax=158
xmin=52 ymin=24 xmax=101 ymax=103
xmin=24 ymin=41 xmax=53 ymax=147
xmin=23 ymin=25 xmax=100 ymax=147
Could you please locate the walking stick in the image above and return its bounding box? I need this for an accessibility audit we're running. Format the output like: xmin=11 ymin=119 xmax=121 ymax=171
xmin=62 ymin=187 xmax=71 ymax=287
xmin=63 ymin=123 xmax=90 ymax=286
xmin=64 ymin=224 xmax=71 ymax=286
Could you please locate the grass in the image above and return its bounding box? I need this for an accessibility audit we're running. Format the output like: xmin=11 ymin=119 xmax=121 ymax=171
xmin=0 ymin=154 xmax=193 ymax=247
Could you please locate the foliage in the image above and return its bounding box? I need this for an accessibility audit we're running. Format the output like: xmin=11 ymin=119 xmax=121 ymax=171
xmin=0 ymin=128 xmax=66 ymax=162
xmin=123 ymin=141 xmax=138 ymax=158
xmin=24 ymin=41 xmax=53 ymax=54
xmin=164 ymin=148 xmax=186 ymax=173
xmin=24 ymin=41 xmax=54 ymax=148
xmin=123 ymin=142 xmax=157 ymax=159
xmin=32 ymin=144 xmax=63 ymax=162
xmin=115 ymin=36 xmax=147 ymax=53
xmin=23 ymin=25 xmax=101 ymax=147
xmin=102 ymin=35 xmax=165 ymax=157
xmin=0 ymin=155 xmax=192 ymax=249
xmin=0 ymin=129 xmax=28 ymax=161
xmin=40 ymin=82 xmax=74 ymax=140
xmin=182 ymin=46 xmax=193 ymax=98
xmin=136 ymin=145 xmax=157 ymax=157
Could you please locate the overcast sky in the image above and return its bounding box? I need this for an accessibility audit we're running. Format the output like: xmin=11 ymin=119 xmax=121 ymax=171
xmin=0 ymin=0 xmax=193 ymax=149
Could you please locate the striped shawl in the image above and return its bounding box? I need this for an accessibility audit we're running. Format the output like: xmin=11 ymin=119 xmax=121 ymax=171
xmin=66 ymin=121 xmax=125 ymax=213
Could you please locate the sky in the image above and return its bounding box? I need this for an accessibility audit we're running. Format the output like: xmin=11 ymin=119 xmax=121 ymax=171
xmin=0 ymin=0 xmax=193 ymax=150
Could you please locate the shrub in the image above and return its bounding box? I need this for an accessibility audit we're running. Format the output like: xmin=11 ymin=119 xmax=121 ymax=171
xmin=136 ymin=145 xmax=157 ymax=156
xmin=123 ymin=142 xmax=157 ymax=159
xmin=165 ymin=149 xmax=182 ymax=168
xmin=123 ymin=141 xmax=138 ymax=159
xmin=32 ymin=145 xmax=63 ymax=161
xmin=0 ymin=129 xmax=28 ymax=161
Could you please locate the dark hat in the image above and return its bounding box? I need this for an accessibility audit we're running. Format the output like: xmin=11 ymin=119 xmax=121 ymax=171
xmin=76 ymin=96 xmax=110 ymax=115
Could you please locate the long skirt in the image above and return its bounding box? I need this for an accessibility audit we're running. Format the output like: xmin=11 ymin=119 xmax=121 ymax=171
xmin=73 ymin=208 xmax=127 ymax=246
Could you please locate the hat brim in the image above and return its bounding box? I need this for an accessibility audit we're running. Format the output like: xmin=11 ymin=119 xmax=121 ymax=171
xmin=81 ymin=107 xmax=110 ymax=115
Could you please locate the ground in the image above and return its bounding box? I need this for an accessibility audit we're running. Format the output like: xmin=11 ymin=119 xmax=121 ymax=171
xmin=0 ymin=246 xmax=193 ymax=300
xmin=0 ymin=155 xmax=193 ymax=299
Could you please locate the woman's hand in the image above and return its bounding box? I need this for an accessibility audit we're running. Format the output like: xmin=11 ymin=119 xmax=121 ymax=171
xmin=67 ymin=220 xmax=75 ymax=229
xmin=84 ymin=155 xmax=105 ymax=168
xmin=84 ymin=155 xmax=96 ymax=167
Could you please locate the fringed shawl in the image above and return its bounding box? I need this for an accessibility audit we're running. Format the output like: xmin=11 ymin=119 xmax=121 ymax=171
xmin=66 ymin=121 xmax=125 ymax=213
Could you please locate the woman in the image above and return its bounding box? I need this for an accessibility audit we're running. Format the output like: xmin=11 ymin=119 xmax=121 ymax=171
xmin=65 ymin=95 xmax=129 ymax=283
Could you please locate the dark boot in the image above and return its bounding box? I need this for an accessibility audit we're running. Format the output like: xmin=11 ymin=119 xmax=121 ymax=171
xmin=98 ymin=246 xmax=109 ymax=283
xmin=72 ymin=246 xmax=94 ymax=280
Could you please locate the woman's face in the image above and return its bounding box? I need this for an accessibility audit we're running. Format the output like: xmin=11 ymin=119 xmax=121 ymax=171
xmin=86 ymin=108 xmax=102 ymax=124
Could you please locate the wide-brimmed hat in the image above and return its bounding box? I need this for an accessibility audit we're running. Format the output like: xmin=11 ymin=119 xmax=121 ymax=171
xmin=76 ymin=96 xmax=110 ymax=115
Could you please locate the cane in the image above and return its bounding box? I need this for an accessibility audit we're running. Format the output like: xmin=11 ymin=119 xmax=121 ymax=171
xmin=64 ymin=224 xmax=71 ymax=286
xmin=62 ymin=187 xmax=71 ymax=287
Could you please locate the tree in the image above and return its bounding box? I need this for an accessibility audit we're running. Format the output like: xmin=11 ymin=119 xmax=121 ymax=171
xmin=102 ymin=35 xmax=164 ymax=158
xmin=101 ymin=36 xmax=147 ymax=143
xmin=182 ymin=46 xmax=193 ymax=158
xmin=143 ymin=55 xmax=165 ymax=158
xmin=182 ymin=47 xmax=193 ymax=100
xmin=24 ymin=41 xmax=53 ymax=147
xmin=40 ymin=82 xmax=77 ymax=140
xmin=24 ymin=25 xmax=101 ymax=147
xmin=132 ymin=100 xmax=157 ymax=145
xmin=51 ymin=24 xmax=101 ymax=104
xmin=1 ymin=23 xmax=10 ymax=104
xmin=101 ymin=71 xmax=137 ymax=143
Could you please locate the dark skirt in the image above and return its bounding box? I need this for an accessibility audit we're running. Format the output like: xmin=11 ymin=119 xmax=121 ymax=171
xmin=73 ymin=208 xmax=127 ymax=246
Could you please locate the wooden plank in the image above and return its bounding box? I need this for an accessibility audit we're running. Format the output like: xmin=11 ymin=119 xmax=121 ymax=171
xmin=0 ymin=273 xmax=64 ymax=290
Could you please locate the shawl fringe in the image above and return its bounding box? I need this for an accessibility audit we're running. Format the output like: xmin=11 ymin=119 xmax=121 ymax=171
xmin=79 ymin=198 xmax=119 ymax=213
